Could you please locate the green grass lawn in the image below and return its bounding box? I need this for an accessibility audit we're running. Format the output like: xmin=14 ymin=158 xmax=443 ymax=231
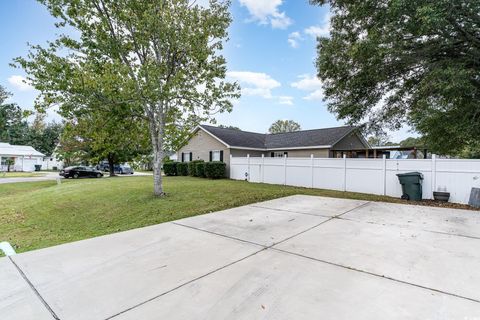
xmin=0 ymin=176 xmax=475 ymax=255
xmin=0 ymin=172 xmax=46 ymax=178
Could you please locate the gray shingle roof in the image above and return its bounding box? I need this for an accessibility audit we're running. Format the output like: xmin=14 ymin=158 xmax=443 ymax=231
xmin=199 ymin=125 xmax=358 ymax=150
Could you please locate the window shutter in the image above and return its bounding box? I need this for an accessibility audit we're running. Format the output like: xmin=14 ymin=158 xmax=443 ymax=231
xmin=181 ymin=153 xmax=184 ymax=162
xmin=220 ymin=150 xmax=224 ymax=162
xmin=189 ymin=152 xmax=193 ymax=161
xmin=209 ymin=151 xmax=212 ymax=161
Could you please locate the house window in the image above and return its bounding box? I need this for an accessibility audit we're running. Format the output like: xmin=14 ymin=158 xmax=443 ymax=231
xmin=1 ymin=157 xmax=14 ymax=166
xmin=210 ymin=150 xmax=223 ymax=162
xmin=271 ymin=152 xmax=288 ymax=158
xmin=182 ymin=152 xmax=192 ymax=162
xmin=212 ymin=150 xmax=221 ymax=161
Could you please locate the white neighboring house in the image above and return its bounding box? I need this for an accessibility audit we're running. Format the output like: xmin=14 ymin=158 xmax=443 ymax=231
xmin=0 ymin=142 xmax=45 ymax=172
xmin=41 ymin=152 xmax=64 ymax=170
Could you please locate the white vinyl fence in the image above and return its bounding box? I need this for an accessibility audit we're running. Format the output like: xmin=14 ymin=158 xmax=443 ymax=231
xmin=230 ymin=155 xmax=480 ymax=204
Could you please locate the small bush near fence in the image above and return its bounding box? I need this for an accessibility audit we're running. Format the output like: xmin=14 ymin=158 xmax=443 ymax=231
xmin=205 ymin=161 xmax=226 ymax=179
xmin=195 ymin=161 xmax=206 ymax=177
xmin=176 ymin=162 xmax=189 ymax=176
xmin=188 ymin=160 xmax=204 ymax=177
xmin=163 ymin=162 xmax=177 ymax=176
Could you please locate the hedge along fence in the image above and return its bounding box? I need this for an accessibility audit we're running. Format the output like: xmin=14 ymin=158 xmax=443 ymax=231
xmin=205 ymin=161 xmax=226 ymax=179
xmin=163 ymin=161 xmax=225 ymax=179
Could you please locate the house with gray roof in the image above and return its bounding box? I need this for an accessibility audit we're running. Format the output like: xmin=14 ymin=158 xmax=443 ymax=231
xmin=177 ymin=125 xmax=371 ymax=175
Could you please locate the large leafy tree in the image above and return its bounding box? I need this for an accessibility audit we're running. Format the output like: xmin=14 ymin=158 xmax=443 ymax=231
xmin=15 ymin=0 xmax=240 ymax=196
xmin=269 ymin=120 xmax=301 ymax=134
xmin=28 ymin=113 xmax=64 ymax=156
xmin=311 ymin=0 xmax=480 ymax=155
xmin=0 ymin=85 xmax=30 ymax=145
xmin=69 ymin=103 xmax=150 ymax=176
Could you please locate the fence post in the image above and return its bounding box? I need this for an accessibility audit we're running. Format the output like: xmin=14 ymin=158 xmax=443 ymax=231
xmin=284 ymin=155 xmax=288 ymax=185
xmin=311 ymin=154 xmax=314 ymax=188
xmin=247 ymin=154 xmax=250 ymax=182
xmin=342 ymin=154 xmax=347 ymax=192
xmin=382 ymin=154 xmax=387 ymax=195
xmin=261 ymin=154 xmax=265 ymax=183
xmin=431 ymin=154 xmax=437 ymax=197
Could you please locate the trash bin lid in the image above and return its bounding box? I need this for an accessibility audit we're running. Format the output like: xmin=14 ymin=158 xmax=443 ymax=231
xmin=396 ymin=172 xmax=424 ymax=179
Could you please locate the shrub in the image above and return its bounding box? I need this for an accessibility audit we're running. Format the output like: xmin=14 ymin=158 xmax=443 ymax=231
xmin=163 ymin=162 xmax=177 ymax=176
xmin=188 ymin=160 xmax=204 ymax=176
xmin=176 ymin=162 xmax=189 ymax=176
xmin=205 ymin=161 xmax=226 ymax=179
xmin=195 ymin=161 xmax=206 ymax=178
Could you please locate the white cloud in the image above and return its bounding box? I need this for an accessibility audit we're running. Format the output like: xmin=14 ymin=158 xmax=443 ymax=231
xmin=7 ymin=75 xmax=33 ymax=91
xmin=305 ymin=11 xmax=331 ymax=38
xmin=278 ymin=96 xmax=294 ymax=105
xmin=287 ymin=31 xmax=303 ymax=48
xmin=227 ymin=71 xmax=281 ymax=99
xmin=291 ymin=74 xmax=324 ymax=101
xmin=238 ymin=0 xmax=292 ymax=29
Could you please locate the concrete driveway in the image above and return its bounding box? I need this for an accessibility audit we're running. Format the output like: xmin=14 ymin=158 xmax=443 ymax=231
xmin=0 ymin=172 xmax=61 ymax=184
xmin=2 ymin=195 xmax=480 ymax=319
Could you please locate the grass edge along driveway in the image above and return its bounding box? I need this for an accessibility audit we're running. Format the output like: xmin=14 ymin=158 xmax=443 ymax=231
xmin=0 ymin=176 xmax=477 ymax=255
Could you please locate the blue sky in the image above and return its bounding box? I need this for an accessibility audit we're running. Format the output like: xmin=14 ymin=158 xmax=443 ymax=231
xmin=0 ymin=0 xmax=412 ymax=141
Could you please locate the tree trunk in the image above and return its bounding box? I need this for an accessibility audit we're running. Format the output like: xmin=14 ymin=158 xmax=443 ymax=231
xmin=149 ymin=107 xmax=165 ymax=197
xmin=152 ymin=143 xmax=164 ymax=196
xmin=108 ymin=154 xmax=116 ymax=177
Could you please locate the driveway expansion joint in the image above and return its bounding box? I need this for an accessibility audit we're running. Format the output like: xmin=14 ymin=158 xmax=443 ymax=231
xmin=8 ymin=256 xmax=60 ymax=320
xmin=271 ymin=247 xmax=480 ymax=305
xmin=104 ymin=247 xmax=268 ymax=320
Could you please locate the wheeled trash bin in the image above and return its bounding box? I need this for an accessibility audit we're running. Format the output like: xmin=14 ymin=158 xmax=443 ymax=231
xmin=396 ymin=172 xmax=423 ymax=201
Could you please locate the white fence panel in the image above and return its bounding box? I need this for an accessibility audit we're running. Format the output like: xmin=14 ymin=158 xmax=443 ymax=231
xmin=346 ymin=159 xmax=384 ymax=195
xmin=248 ymin=157 xmax=263 ymax=183
xmin=436 ymin=159 xmax=480 ymax=204
xmin=262 ymin=157 xmax=285 ymax=185
xmin=230 ymin=155 xmax=480 ymax=204
xmin=285 ymin=158 xmax=311 ymax=187
xmin=313 ymin=158 xmax=344 ymax=191
xmin=385 ymin=160 xmax=433 ymax=200
xmin=230 ymin=157 xmax=248 ymax=181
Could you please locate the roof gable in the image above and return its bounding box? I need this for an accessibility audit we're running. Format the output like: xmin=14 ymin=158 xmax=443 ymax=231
xmin=199 ymin=125 xmax=363 ymax=150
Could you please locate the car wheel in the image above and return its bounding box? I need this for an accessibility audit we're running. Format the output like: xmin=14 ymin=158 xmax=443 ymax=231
xmin=96 ymin=173 xmax=102 ymax=178
xmin=73 ymin=173 xmax=79 ymax=179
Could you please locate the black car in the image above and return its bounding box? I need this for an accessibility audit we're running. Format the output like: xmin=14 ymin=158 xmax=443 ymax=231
xmin=60 ymin=166 xmax=104 ymax=179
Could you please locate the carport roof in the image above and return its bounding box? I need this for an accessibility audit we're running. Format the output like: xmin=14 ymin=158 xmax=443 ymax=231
xmin=199 ymin=125 xmax=360 ymax=150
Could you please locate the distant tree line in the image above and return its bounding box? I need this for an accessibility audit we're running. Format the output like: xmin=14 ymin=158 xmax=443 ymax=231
xmin=0 ymin=85 xmax=63 ymax=157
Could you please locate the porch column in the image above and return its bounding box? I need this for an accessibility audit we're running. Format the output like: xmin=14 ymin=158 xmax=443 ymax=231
xmin=373 ymin=149 xmax=377 ymax=158
xmin=365 ymin=149 xmax=369 ymax=158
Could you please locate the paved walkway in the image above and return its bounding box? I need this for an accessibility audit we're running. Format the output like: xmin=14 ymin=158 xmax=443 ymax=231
xmin=2 ymin=195 xmax=480 ymax=319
